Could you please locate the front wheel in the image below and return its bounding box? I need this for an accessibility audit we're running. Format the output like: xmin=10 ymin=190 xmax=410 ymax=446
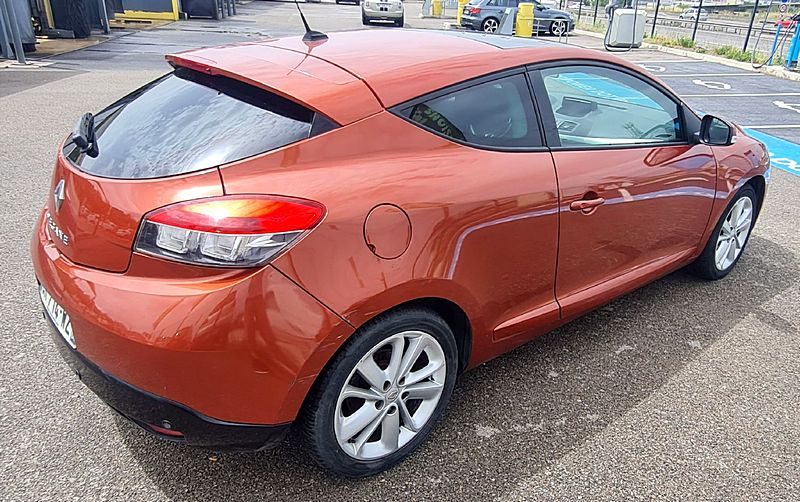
xmin=302 ymin=308 xmax=458 ymax=477
xmin=362 ymin=13 xmax=370 ymax=24
xmin=550 ymin=19 xmax=567 ymax=36
xmin=395 ymin=17 xmax=404 ymax=27
xmin=481 ymin=17 xmax=499 ymax=33
xmin=689 ymin=185 xmax=757 ymax=280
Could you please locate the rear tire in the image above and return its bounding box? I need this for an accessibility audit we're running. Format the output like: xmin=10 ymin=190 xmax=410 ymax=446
xmin=362 ymin=13 xmax=370 ymax=24
xmin=301 ymin=308 xmax=458 ymax=478
xmin=688 ymin=185 xmax=757 ymax=280
xmin=395 ymin=17 xmax=404 ymax=27
xmin=481 ymin=17 xmax=499 ymax=33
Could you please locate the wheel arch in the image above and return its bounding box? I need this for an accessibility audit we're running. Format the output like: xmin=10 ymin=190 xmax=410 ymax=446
xmin=745 ymin=174 xmax=766 ymax=221
xmin=291 ymin=296 xmax=473 ymax=422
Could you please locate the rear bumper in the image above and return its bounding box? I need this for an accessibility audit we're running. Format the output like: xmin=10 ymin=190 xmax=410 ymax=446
xmin=31 ymin=208 xmax=354 ymax=426
xmin=46 ymin=315 xmax=291 ymax=450
xmin=363 ymin=8 xmax=403 ymax=19
xmin=460 ymin=16 xmax=482 ymax=29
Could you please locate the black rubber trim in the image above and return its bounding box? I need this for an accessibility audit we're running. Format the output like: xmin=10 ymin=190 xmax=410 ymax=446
xmin=44 ymin=313 xmax=290 ymax=451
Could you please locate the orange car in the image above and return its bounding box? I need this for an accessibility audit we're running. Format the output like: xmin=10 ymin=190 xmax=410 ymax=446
xmin=32 ymin=30 xmax=768 ymax=477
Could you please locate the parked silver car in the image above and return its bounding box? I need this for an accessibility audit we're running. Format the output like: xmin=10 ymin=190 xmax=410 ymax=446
xmin=679 ymin=8 xmax=709 ymax=21
xmin=362 ymin=0 xmax=404 ymax=26
xmin=461 ymin=0 xmax=574 ymax=35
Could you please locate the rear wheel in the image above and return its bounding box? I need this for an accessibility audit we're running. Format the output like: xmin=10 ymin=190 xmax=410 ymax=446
xmin=362 ymin=13 xmax=370 ymax=24
xmin=689 ymin=185 xmax=757 ymax=280
xmin=481 ymin=17 xmax=499 ymax=33
xmin=395 ymin=17 xmax=404 ymax=27
xmin=302 ymin=308 xmax=458 ymax=478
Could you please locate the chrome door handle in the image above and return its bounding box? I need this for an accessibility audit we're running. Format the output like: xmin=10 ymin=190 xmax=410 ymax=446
xmin=569 ymin=197 xmax=605 ymax=212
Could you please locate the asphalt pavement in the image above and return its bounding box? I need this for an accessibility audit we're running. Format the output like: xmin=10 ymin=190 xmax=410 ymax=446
xmin=1 ymin=2 xmax=799 ymax=501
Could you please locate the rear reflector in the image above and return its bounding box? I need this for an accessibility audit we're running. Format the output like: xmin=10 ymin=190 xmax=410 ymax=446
xmin=135 ymin=195 xmax=325 ymax=268
xmin=147 ymin=423 xmax=185 ymax=438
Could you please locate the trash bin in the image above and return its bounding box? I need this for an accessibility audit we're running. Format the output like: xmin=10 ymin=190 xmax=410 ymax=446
xmin=184 ymin=0 xmax=220 ymax=20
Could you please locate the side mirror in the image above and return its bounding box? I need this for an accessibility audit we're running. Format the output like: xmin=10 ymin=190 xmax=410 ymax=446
xmin=696 ymin=115 xmax=734 ymax=146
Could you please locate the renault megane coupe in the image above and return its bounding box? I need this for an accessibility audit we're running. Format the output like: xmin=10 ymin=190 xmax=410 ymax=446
xmin=32 ymin=29 xmax=768 ymax=478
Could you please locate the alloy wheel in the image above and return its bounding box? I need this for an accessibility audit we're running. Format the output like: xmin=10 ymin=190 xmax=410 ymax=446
xmin=482 ymin=18 xmax=499 ymax=33
xmin=715 ymin=196 xmax=753 ymax=271
xmin=551 ymin=20 xmax=567 ymax=36
xmin=334 ymin=330 xmax=447 ymax=460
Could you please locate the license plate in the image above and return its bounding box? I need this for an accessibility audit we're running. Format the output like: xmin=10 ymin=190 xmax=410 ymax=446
xmin=39 ymin=284 xmax=75 ymax=349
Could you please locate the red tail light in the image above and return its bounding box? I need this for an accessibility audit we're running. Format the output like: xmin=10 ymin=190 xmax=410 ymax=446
xmin=468 ymin=7 xmax=481 ymax=14
xmin=135 ymin=195 xmax=325 ymax=268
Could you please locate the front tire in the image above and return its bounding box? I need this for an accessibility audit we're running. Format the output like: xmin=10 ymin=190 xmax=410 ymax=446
xmin=302 ymin=308 xmax=458 ymax=478
xmin=395 ymin=17 xmax=404 ymax=27
xmin=689 ymin=185 xmax=757 ymax=280
xmin=550 ymin=19 xmax=567 ymax=36
xmin=362 ymin=13 xmax=370 ymax=25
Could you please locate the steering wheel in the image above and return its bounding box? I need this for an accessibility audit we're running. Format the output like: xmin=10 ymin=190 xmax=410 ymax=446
xmin=469 ymin=116 xmax=513 ymax=140
xmin=642 ymin=122 xmax=676 ymax=141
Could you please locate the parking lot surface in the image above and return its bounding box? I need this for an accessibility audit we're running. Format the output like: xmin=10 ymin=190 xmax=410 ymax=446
xmin=1 ymin=2 xmax=798 ymax=501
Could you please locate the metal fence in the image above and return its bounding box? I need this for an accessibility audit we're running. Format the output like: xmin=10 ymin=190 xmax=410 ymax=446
xmin=558 ymin=0 xmax=800 ymax=59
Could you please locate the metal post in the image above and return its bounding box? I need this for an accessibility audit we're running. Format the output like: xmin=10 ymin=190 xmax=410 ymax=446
xmin=577 ymin=1 xmax=582 ymax=24
xmin=593 ymin=0 xmax=599 ymax=24
xmin=98 ymin=0 xmax=110 ymax=34
xmin=691 ymin=0 xmax=703 ymax=42
xmin=742 ymin=0 xmax=759 ymax=52
xmin=0 ymin=0 xmax=13 ymax=59
xmin=231 ymin=0 xmax=237 ymax=15
xmin=651 ymin=0 xmax=659 ymax=38
xmin=3 ymin=0 xmax=27 ymax=64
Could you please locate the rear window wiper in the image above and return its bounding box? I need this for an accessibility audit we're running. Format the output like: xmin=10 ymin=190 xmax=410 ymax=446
xmin=72 ymin=112 xmax=99 ymax=158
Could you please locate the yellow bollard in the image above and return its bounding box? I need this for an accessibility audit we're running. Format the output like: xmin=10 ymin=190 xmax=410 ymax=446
xmin=456 ymin=0 xmax=469 ymax=24
xmin=515 ymin=2 xmax=534 ymax=38
xmin=432 ymin=0 xmax=443 ymax=18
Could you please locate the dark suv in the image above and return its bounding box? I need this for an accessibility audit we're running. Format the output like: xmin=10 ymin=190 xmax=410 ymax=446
xmin=461 ymin=0 xmax=574 ymax=35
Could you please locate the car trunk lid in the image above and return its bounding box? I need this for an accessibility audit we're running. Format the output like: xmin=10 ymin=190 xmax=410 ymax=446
xmin=45 ymin=153 xmax=224 ymax=272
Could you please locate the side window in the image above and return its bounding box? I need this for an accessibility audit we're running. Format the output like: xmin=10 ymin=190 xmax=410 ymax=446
xmin=401 ymin=74 xmax=542 ymax=148
xmin=539 ymin=66 xmax=683 ymax=148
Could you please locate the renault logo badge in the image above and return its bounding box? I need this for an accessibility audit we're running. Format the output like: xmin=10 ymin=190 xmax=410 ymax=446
xmin=54 ymin=179 xmax=66 ymax=212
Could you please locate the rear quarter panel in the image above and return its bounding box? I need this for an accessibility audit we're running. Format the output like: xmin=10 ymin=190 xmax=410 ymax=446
xmin=220 ymin=111 xmax=561 ymax=369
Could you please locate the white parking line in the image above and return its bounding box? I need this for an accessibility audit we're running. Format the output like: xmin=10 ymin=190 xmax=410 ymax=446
xmin=660 ymin=73 xmax=762 ymax=77
xmin=681 ymin=92 xmax=800 ymax=97
xmin=743 ymin=125 xmax=800 ymax=129
xmin=630 ymin=59 xmax=706 ymax=63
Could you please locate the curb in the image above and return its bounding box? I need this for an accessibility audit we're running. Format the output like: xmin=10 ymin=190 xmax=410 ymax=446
xmin=573 ymin=28 xmax=800 ymax=82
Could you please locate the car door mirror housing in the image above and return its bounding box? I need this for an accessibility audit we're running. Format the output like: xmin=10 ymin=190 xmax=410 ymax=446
xmin=696 ymin=115 xmax=734 ymax=146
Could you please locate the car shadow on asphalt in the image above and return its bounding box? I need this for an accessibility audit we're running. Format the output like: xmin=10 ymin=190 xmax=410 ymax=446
xmin=116 ymin=234 xmax=797 ymax=501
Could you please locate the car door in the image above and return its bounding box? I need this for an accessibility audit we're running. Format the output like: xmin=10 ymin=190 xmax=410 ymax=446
xmin=394 ymin=70 xmax=561 ymax=347
xmin=529 ymin=63 xmax=717 ymax=319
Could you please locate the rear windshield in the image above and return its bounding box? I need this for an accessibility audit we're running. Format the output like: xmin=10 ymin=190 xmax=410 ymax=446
xmin=64 ymin=67 xmax=333 ymax=179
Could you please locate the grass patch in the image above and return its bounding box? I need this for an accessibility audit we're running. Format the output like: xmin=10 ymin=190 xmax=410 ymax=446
xmin=576 ymin=20 xmax=606 ymax=34
xmin=646 ymin=35 xmax=696 ymax=48
xmin=713 ymin=45 xmax=767 ymax=65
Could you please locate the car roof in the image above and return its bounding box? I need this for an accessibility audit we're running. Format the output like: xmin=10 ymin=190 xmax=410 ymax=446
xmin=169 ymin=29 xmax=641 ymax=123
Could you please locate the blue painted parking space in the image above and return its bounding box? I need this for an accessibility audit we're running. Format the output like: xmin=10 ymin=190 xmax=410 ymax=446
xmin=744 ymin=128 xmax=800 ymax=176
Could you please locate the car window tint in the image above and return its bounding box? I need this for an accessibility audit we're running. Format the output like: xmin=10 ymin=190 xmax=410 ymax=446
xmin=64 ymin=67 xmax=319 ymax=179
xmin=540 ymin=66 xmax=683 ymax=148
xmin=402 ymin=74 xmax=541 ymax=148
